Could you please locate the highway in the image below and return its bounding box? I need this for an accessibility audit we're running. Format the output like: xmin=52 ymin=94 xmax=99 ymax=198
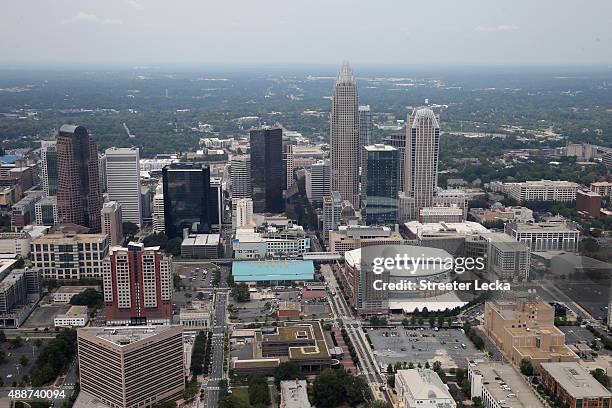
xmin=321 ymin=264 xmax=391 ymax=404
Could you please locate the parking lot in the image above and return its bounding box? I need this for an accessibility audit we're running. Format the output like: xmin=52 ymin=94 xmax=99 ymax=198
xmin=557 ymin=282 xmax=609 ymax=321
xmin=369 ymin=327 xmax=486 ymax=369
xmin=0 ymin=337 xmax=50 ymax=385
xmin=21 ymin=303 xmax=71 ymax=329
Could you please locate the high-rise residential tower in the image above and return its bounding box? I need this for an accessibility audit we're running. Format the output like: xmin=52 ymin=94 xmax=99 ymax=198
xmin=162 ymin=163 xmax=213 ymax=238
xmin=404 ymin=108 xmax=440 ymax=211
xmin=102 ymin=242 xmax=173 ymax=325
xmin=40 ymin=140 xmax=58 ymax=197
xmin=230 ymin=155 xmax=252 ymax=199
xmin=330 ymin=62 xmax=360 ymax=208
xmin=56 ymin=124 xmax=103 ymax=232
xmin=105 ymin=147 xmax=142 ymax=226
xmin=363 ymin=145 xmax=399 ymax=225
xmin=250 ymin=127 xmax=284 ymax=213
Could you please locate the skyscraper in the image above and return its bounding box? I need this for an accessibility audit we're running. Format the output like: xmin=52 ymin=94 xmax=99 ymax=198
xmin=105 ymin=147 xmax=142 ymax=226
xmin=102 ymin=242 xmax=173 ymax=325
xmin=56 ymin=125 xmax=102 ymax=232
xmin=40 ymin=140 xmax=58 ymax=197
xmin=250 ymin=126 xmax=284 ymax=213
xmin=358 ymin=105 xmax=373 ymax=162
xmin=152 ymin=183 xmax=165 ymax=234
xmin=322 ymin=191 xmax=343 ymax=241
xmin=384 ymin=131 xmax=406 ymax=192
xmin=162 ymin=163 xmax=213 ymax=238
xmin=363 ymin=145 xmax=399 ymax=225
xmin=330 ymin=62 xmax=360 ymax=208
xmin=230 ymin=155 xmax=252 ymax=199
xmin=305 ymin=159 xmax=331 ymax=205
xmin=404 ymin=108 xmax=440 ymax=211
xmin=101 ymin=201 xmax=123 ymax=246
xmin=284 ymin=144 xmax=295 ymax=190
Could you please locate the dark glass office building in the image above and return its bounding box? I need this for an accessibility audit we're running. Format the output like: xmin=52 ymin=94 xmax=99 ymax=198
xmin=363 ymin=144 xmax=399 ymax=225
xmin=162 ymin=163 xmax=212 ymax=238
xmin=250 ymin=127 xmax=284 ymax=213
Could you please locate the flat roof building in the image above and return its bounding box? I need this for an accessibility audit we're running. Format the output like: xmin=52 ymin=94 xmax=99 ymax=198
xmin=54 ymin=305 xmax=89 ymax=327
xmin=232 ymin=260 xmax=314 ymax=283
xmin=180 ymin=234 xmax=220 ymax=259
xmin=484 ymin=297 xmax=578 ymax=370
xmin=540 ymin=362 xmax=612 ymax=408
xmin=395 ymin=369 xmax=456 ymax=408
xmin=280 ymin=380 xmax=311 ymax=408
xmin=504 ymin=218 xmax=580 ymax=252
xmin=77 ymin=325 xmax=184 ymax=408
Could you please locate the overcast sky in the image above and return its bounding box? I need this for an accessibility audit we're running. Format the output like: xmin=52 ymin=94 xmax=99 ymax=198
xmin=2 ymin=0 xmax=612 ymax=68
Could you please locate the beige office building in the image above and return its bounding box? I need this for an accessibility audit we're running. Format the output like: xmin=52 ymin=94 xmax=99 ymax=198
xmin=483 ymin=297 xmax=578 ymax=370
xmin=330 ymin=62 xmax=360 ymax=209
xmin=329 ymin=225 xmax=404 ymax=255
xmin=404 ymin=108 xmax=440 ymax=211
xmin=101 ymin=201 xmax=123 ymax=246
xmin=77 ymin=325 xmax=184 ymax=408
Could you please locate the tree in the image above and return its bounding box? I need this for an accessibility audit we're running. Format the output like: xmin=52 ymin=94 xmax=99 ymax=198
xmin=519 ymin=359 xmax=534 ymax=376
xmin=69 ymin=288 xmax=103 ymax=307
xmin=273 ymin=362 xmax=304 ymax=386
xmin=345 ymin=375 xmax=370 ymax=407
xmin=165 ymin=237 xmax=182 ymax=256
xmin=472 ymin=396 xmax=484 ymax=408
xmin=313 ymin=369 xmax=346 ymax=408
xmin=364 ymin=402 xmax=394 ymax=408
xmin=10 ymin=336 xmax=23 ymax=348
xmin=231 ymin=284 xmax=250 ymax=302
xmin=248 ymin=376 xmax=270 ymax=406
xmin=19 ymin=355 xmax=29 ymax=367
xmin=0 ymin=330 xmax=6 ymax=342
xmin=591 ymin=368 xmax=610 ymax=387
xmin=123 ymin=221 xmax=139 ymax=238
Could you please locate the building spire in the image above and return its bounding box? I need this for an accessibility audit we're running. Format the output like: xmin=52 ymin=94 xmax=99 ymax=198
xmin=337 ymin=61 xmax=355 ymax=83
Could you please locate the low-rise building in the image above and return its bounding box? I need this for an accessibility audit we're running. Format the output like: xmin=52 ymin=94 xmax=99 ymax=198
xmin=329 ymin=225 xmax=404 ymax=255
xmin=576 ymin=190 xmax=602 ymax=218
xmin=0 ymin=232 xmax=32 ymax=257
xmin=468 ymin=359 xmax=545 ymax=408
xmin=469 ymin=206 xmax=534 ymax=224
xmin=540 ymin=362 xmax=612 ymax=408
xmin=51 ymin=286 xmax=99 ymax=304
xmin=232 ymin=321 xmax=331 ymax=375
xmin=180 ymin=234 xmax=220 ymax=258
xmin=277 ymin=301 xmax=301 ymax=318
xmin=419 ymin=206 xmax=464 ymax=223
xmin=404 ymin=221 xmax=489 ymax=256
xmin=503 ymin=180 xmax=578 ymax=202
xmin=233 ymin=225 xmax=309 ymax=259
xmin=54 ymin=305 xmax=89 ymax=327
xmin=179 ymin=301 xmax=212 ymax=329
xmin=395 ymin=369 xmax=456 ymax=408
xmin=504 ymin=218 xmax=580 ymax=252
xmin=280 ymin=380 xmax=311 ymax=408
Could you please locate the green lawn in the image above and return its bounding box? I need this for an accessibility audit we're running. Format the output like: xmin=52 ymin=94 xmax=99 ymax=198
xmin=232 ymin=387 xmax=251 ymax=407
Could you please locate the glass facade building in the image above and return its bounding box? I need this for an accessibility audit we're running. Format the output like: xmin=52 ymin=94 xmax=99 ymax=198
xmin=162 ymin=163 xmax=212 ymax=238
xmin=250 ymin=127 xmax=284 ymax=213
xmin=363 ymin=144 xmax=399 ymax=225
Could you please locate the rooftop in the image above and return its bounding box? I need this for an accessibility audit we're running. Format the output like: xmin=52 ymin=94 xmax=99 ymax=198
xmin=396 ymin=368 xmax=453 ymax=401
xmin=541 ymin=362 xmax=612 ymax=399
xmin=32 ymin=233 xmax=108 ymax=244
xmin=232 ymin=261 xmax=314 ymax=282
xmin=470 ymin=361 xmax=546 ymax=408
xmin=280 ymin=380 xmax=311 ymax=408
xmin=80 ymin=325 xmax=180 ymax=347
xmin=181 ymin=234 xmax=221 ymax=247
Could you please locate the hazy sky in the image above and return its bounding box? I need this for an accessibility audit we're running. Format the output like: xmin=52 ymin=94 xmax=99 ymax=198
xmin=2 ymin=0 xmax=612 ymax=68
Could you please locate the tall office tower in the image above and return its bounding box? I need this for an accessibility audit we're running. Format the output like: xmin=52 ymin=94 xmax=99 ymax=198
xmin=384 ymin=132 xmax=406 ymax=192
xmin=40 ymin=140 xmax=58 ymax=197
xmin=250 ymin=127 xmax=284 ymax=213
xmin=56 ymin=124 xmax=103 ymax=232
xmin=284 ymin=144 xmax=295 ymax=190
xmin=101 ymin=201 xmax=123 ymax=246
xmin=363 ymin=145 xmax=399 ymax=225
xmin=162 ymin=163 xmax=212 ymax=238
xmin=77 ymin=325 xmax=184 ymax=408
xmin=103 ymin=242 xmax=173 ymax=325
xmin=404 ymin=108 xmax=440 ymax=211
xmin=358 ymin=105 xmax=373 ymax=163
xmin=305 ymin=159 xmax=331 ymax=205
xmin=98 ymin=154 xmax=107 ymax=193
xmin=232 ymin=197 xmax=254 ymax=229
xmin=210 ymin=177 xmax=224 ymax=230
xmin=105 ymin=147 xmax=142 ymax=226
xmin=330 ymin=62 xmax=360 ymax=208
xmin=322 ymin=191 xmax=343 ymax=241
xmin=230 ymin=155 xmax=252 ymax=199
xmin=152 ymin=183 xmax=165 ymax=234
